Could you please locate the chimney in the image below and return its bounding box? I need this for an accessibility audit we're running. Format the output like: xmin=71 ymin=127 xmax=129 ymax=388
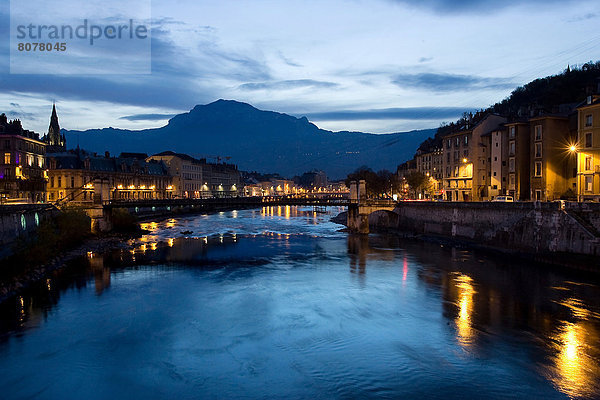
xmin=105 ymin=151 xmax=110 ymax=158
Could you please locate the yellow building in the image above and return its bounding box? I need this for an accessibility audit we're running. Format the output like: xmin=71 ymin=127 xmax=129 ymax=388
xmin=528 ymin=115 xmax=576 ymax=201
xmin=576 ymin=95 xmax=600 ymax=201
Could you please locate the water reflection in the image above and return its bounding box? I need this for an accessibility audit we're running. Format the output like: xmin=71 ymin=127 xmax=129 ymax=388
xmin=89 ymin=254 xmax=111 ymax=295
xmin=0 ymin=208 xmax=600 ymax=399
xmin=453 ymin=273 xmax=476 ymax=346
xmin=548 ymin=317 xmax=600 ymax=398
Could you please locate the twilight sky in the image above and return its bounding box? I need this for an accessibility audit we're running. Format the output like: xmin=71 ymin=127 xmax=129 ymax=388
xmin=1 ymin=0 xmax=599 ymax=135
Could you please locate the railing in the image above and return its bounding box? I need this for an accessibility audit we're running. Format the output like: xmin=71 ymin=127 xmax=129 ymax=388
xmin=103 ymin=196 xmax=350 ymax=209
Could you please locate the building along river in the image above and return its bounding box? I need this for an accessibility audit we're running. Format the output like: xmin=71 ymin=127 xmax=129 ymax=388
xmin=0 ymin=206 xmax=599 ymax=399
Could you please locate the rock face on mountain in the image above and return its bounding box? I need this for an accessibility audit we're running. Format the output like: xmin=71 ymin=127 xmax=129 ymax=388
xmin=64 ymin=99 xmax=434 ymax=178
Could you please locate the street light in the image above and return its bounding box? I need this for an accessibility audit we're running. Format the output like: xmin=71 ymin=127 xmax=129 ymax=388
xmin=568 ymin=143 xmax=580 ymax=202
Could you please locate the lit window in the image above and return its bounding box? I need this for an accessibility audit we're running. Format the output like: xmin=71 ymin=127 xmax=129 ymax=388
xmin=585 ymin=176 xmax=593 ymax=192
xmin=535 ymin=161 xmax=542 ymax=177
xmin=585 ymin=156 xmax=593 ymax=171
xmin=4 ymin=152 xmax=10 ymax=164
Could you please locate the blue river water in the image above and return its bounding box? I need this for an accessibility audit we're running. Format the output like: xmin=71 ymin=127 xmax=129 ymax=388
xmin=1 ymin=206 xmax=599 ymax=399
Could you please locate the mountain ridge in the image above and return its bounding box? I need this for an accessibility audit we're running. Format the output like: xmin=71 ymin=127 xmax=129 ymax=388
xmin=63 ymin=99 xmax=435 ymax=179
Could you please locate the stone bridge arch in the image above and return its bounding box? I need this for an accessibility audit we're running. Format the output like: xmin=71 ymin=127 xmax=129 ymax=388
xmin=347 ymin=180 xmax=396 ymax=234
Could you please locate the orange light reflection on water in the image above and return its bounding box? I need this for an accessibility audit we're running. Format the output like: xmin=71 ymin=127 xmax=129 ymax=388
xmin=454 ymin=274 xmax=476 ymax=347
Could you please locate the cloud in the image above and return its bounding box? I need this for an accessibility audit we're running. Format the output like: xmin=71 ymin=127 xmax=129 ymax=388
xmin=392 ymin=72 xmax=515 ymax=92
xmin=0 ymin=20 xmax=272 ymax=110
xmin=387 ymin=0 xmax=578 ymax=13
xmin=419 ymin=57 xmax=433 ymax=63
xmin=302 ymin=107 xmax=476 ymax=121
xmin=278 ymin=52 xmax=302 ymax=67
xmin=239 ymin=79 xmax=339 ymax=91
xmin=119 ymin=113 xmax=176 ymax=121
xmin=568 ymin=12 xmax=597 ymax=22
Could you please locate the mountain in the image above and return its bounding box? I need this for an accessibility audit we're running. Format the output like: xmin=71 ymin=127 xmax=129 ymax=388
xmin=63 ymin=100 xmax=435 ymax=179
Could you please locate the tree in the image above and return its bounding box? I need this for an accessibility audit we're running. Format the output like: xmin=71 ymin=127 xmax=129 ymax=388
xmin=404 ymin=171 xmax=430 ymax=199
xmin=345 ymin=167 xmax=397 ymax=198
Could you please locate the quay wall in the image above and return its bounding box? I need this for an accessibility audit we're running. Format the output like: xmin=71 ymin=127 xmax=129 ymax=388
xmin=0 ymin=205 xmax=58 ymax=256
xmin=368 ymin=202 xmax=600 ymax=258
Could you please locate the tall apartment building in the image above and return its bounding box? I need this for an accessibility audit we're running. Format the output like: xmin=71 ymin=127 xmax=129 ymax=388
xmin=503 ymin=121 xmax=531 ymax=201
xmin=415 ymin=140 xmax=443 ymax=197
xmin=442 ymin=114 xmax=506 ymax=201
xmin=576 ymin=95 xmax=600 ymax=201
xmin=0 ymin=114 xmax=47 ymax=203
xmin=528 ymin=114 xmax=577 ymax=201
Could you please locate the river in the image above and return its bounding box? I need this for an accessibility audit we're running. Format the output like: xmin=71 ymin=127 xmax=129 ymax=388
xmin=1 ymin=206 xmax=599 ymax=399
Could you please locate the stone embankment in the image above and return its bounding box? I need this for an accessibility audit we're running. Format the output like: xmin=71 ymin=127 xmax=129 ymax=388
xmin=339 ymin=201 xmax=600 ymax=269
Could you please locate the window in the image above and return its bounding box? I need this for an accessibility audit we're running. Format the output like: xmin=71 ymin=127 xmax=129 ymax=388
xmin=454 ymin=151 xmax=459 ymax=162
xmin=58 ymin=176 xmax=62 ymax=187
xmin=535 ymin=125 xmax=542 ymax=140
xmin=585 ymin=114 xmax=593 ymax=127
xmin=509 ymin=175 xmax=515 ymax=186
xmin=71 ymin=176 xmax=75 ymax=188
xmin=509 ymin=126 xmax=515 ymax=138
xmin=464 ymin=136 xmax=469 ymax=146
xmin=585 ymin=156 xmax=593 ymax=171
xmin=455 ymin=137 xmax=460 ymax=147
xmin=495 ymin=142 xmax=498 ymax=147
xmin=3 ymin=152 xmax=10 ymax=164
xmin=535 ymin=143 xmax=542 ymax=158
xmin=535 ymin=190 xmax=542 ymax=201
xmin=454 ymin=166 xmax=459 ymax=177
xmin=535 ymin=161 xmax=542 ymax=177
xmin=50 ymin=177 xmax=54 ymax=188
xmin=585 ymin=132 xmax=592 ymax=148
xmin=509 ymin=158 xmax=515 ymax=172
xmin=509 ymin=141 xmax=515 ymax=156
xmin=447 ymin=139 xmax=451 ymax=149
xmin=585 ymin=176 xmax=593 ymax=192
xmin=3 ymin=140 xmax=9 ymax=149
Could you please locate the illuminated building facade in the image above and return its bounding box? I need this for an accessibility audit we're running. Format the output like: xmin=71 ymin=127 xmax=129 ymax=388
xmin=442 ymin=114 xmax=506 ymax=201
xmin=576 ymin=95 xmax=600 ymax=201
xmin=0 ymin=113 xmax=47 ymax=203
xmin=147 ymin=151 xmax=241 ymax=198
xmin=46 ymin=151 xmax=173 ymax=203
xmin=528 ymin=114 xmax=577 ymax=201
xmin=415 ymin=140 xmax=443 ymax=197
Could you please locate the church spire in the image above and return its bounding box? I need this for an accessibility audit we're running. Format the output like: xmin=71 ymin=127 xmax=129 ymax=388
xmin=45 ymin=103 xmax=66 ymax=152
